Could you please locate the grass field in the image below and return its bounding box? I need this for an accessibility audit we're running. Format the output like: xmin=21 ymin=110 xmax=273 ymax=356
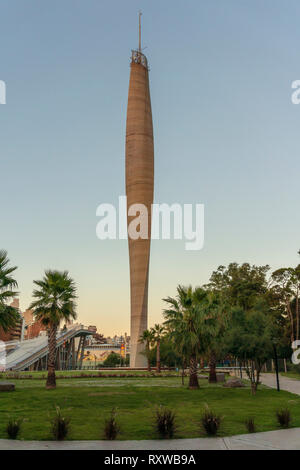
xmin=1 ymin=374 xmax=300 ymax=440
xmin=281 ymin=372 xmax=300 ymax=380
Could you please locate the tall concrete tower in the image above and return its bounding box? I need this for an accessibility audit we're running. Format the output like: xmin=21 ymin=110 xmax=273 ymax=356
xmin=126 ymin=14 xmax=154 ymax=368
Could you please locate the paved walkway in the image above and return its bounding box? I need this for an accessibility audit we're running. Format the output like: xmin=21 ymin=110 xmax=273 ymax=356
xmin=259 ymin=373 xmax=300 ymax=395
xmin=1 ymin=428 xmax=300 ymax=450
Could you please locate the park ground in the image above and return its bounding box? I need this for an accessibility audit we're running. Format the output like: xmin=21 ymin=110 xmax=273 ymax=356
xmin=1 ymin=371 xmax=300 ymax=440
xmin=282 ymin=371 xmax=300 ymax=380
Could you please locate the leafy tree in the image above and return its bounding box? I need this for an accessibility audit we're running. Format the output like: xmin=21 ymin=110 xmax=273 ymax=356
xmin=139 ymin=329 xmax=154 ymax=371
xmin=207 ymin=262 xmax=290 ymax=389
xmin=150 ymin=324 xmax=165 ymax=373
xmin=265 ymin=284 xmax=291 ymax=357
xmin=0 ymin=250 xmax=20 ymax=333
xmin=225 ymin=299 xmax=274 ymax=394
xmin=147 ymin=336 xmax=183 ymax=369
xmin=271 ymin=266 xmax=300 ymax=342
xmin=103 ymin=352 xmax=125 ymax=367
xmin=208 ymin=263 xmax=269 ymax=311
xmin=29 ymin=270 xmax=77 ymax=389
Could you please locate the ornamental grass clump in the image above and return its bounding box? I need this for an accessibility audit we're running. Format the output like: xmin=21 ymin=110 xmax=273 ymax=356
xmin=276 ymin=408 xmax=291 ymax=428
xmin=245 ymin=417 xmax=256 ymax=433
xmin=6 ymin=418 xmax=22 ymax=439
xmin=51 ymin=406 xmax=71 ymax=440
xmin=103 ymin=408 xmax=121 ymax=440
xmin=201 ymin=404 xmax=222 ymax=436
xmin=154 ymin=405 xmax=176 ymax=438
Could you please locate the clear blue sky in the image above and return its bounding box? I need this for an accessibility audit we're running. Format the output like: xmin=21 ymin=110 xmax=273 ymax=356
xmin=1 ymin=0 xmax=299 ymax=335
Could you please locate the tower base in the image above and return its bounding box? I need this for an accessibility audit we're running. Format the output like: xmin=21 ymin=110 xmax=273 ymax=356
xmin=130 ymin=341 xmax=148 ymax=368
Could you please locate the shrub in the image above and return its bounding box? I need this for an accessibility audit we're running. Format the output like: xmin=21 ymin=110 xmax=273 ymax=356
xmin=51 ymin=406 xmax=71 ymax=440
xmin=154 ymin=405 xmax=176 ymax=438
xmin=276 ymin=408 xmax=291 ymax=428
xmin=245 ymin=418 xmax=256 ymax=433
xmin=103 ymin=408 xmax=121 ymax=440
xmin=6 ymin=418 xmax=22 ymax=439
xmin=201 ymin=405 xmax=222 ymax=436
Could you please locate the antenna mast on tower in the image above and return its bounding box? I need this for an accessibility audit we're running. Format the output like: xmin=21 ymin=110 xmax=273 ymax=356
xmin=139 ymin=11 xmax=142 ymax=52
xmin=131 ymin=11 xmax=148 ymax=69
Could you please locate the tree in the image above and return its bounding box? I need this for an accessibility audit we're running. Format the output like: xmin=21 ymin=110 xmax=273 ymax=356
xmin=29 ymin=270 xmax=77 ymax=389
xmin=155 ymin=336 xmax=182 ymax=369
xmin=139 ymin=329 xmax=154 ymax=371
xmin=163 ymin=286 xmax=211 ymax=389
xmin=0 ymin=250 xmax=20 ymax=333
xmin=150 ymin=324 xmax=165 ymax=373
xmin=225 ymin=299 xmax=274 ymax=394
xmin=207 ymin=263 xmax=280 ymax=392
xmin=208 ymin=263 xmax=269 ymax=311
xmin=201 ymin=290 xmax=230 ymax=383
xmin=103 ymin=352 xmax=125 ymax=367
xmin=147 ymin=336 xmax=183 ymax=369
xmin=271 ymin=266 xmax=300 ymax=342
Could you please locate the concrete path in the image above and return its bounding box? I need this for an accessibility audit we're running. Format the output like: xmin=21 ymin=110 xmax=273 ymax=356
xmin=259 ymin=373 xmax=300 ymax=395
xmin=1 ymin=427 xmax=300 ymax=450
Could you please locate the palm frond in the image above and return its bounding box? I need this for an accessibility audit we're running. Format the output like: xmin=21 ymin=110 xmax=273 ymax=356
xmin=29 ymin=270 xmax=77 ymax=327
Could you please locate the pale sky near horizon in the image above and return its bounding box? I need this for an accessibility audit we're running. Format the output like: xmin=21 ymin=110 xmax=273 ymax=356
xmin=1 ymin=0 xmax=300 ymax=336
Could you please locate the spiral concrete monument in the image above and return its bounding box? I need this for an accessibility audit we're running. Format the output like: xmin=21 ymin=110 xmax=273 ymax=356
xmin=125 ymin=14 xmax=154 ymax=367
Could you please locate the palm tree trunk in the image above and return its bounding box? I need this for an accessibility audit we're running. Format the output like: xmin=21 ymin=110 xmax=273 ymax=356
xmin=147 ymin=342 xmax=151 ymax=372
xmin=181 ymin=357 xmax=186 ymax=386
xmin=209 ymin=352 xmax=217 ymax=383
xmin=46 ymin=324 xmax=57 ymax=389
xmin=188 ymin=354 xmax=199 ymax=389
xmin=156 ymin=340 xmax=161 ymax=373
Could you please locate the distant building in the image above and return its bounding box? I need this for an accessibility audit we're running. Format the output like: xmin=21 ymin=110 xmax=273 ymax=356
xmin=25 ymin=319 xmax=46 ymax=340
xmin=83 ymin=332 xmax=129 ymax=363
xmin=0 ymin=300 xmax=47 ymax=342
xmin=83 ymin=343 xmax=123 ymax=363
xmin=0 ymin=298 xmax=22 ymax=342
xmin=23 ymin=308 xmax=34 ymax=326
xmin=88 ymin=325 xmax=97 ymax=334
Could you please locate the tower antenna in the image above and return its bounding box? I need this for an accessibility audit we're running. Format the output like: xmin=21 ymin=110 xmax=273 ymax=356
xmin=139 ymin=11 xmax=142 ymax=52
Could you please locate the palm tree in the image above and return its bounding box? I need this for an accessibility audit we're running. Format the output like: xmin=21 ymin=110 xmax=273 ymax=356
xmin=163 ymin=285 xmax=209 ymax=389
xmin=199 ymin=289 xmax=230 ymax=383
xmin=0 ymin=250 xmax=20 ymax=333
xmin=206 ymin=293 xmax=222 ymax=383
xmin=150 ymin=324 xmax=165 ymax=373
xmin=139 ymin=329 xmax=154 ymax=372
xmin=29 ymin=270 xmax=77 ymax=389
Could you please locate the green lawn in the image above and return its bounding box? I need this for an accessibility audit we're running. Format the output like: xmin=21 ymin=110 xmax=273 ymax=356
xmin=1 ymin=374 xmax=300 ymax=440
xmin=281 ymin=372 xmax=300 ymax=380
